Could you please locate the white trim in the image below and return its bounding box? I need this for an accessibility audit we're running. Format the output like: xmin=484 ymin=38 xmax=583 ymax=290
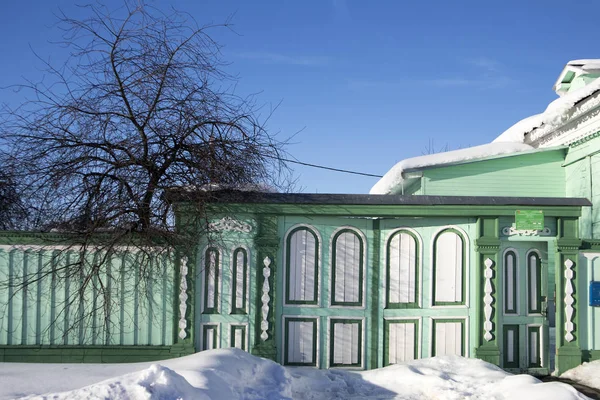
xmin=282 ymin=224 xmax=322 ymax=308
xmin=228 ymin=244 xmax=252 ymax=315
xmin=429 ymin=225 xmax=470 ymax=308
xmin=228 ymin=322 xmax=250 ymax=351
xmin=429 ymin=316 xmax=469 ymax=357
xmin=383 ymin=316 xmax=423 ymax=361
xmin=281 ymin=315 xmax=320 ymax=367
xmin=328 ymin=226 xmax=368 ymax=309
xmin=501 ymin=247 xmax=521 ymax=316
xmin=199 ymin=245 xmax=223 ymax=314
xmin=525 ymin=248 xmax=543 ymax=317
xmin=199 ymin=322 xmax=221 ymax=350
xmin=326 ymin=316 xmax=366 ymax=370
xmin=382 ymin=227 xmax=423 ymax=308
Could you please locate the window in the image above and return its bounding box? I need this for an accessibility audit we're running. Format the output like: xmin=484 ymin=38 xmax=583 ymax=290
xmin=284 ymin=317 xmax=318 ymax=366
xmin=285 ymin=227 xmax=319 ymax=305
xmin=432 ymin=319 xmax=465 ymax=356
xmin=384 ymin=319 xmax=419 ymax=365
xmin=387 ymin=230 xmax=419 ymax=308
xmin=432 ymin=229 xmax=465 ymax=305
xmin=203 ymin=247 xmax=220 ymax=313
xmin=329 ymin=319 xmax=362 ymax=367
xmin=231 ymin=247 xmax=248 ymax=314
xmin=331 ymin=229 xmax=364 ymax=306
xmin=230 ymin=324 xmax=247 ymax=350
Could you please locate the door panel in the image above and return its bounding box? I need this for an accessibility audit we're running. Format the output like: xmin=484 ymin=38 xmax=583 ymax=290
xmin=501 ymin=243 xmax=549 ymax=374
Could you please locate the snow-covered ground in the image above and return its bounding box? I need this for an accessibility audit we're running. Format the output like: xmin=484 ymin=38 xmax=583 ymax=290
xmin=0 ymin=349 xmax=592 ymax=400
xmin=562 ymin=360 xmax=600 ymax=392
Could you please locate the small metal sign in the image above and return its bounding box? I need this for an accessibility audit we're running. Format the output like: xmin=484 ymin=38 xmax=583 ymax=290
xmin=590 ymin=281 xmax=600 ymax=306
xmin=515 ymin=210 xmax=544 ymax=230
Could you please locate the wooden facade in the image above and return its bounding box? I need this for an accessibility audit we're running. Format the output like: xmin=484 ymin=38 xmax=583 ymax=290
xmin=2 ymin=60 xmax=600 ymax=376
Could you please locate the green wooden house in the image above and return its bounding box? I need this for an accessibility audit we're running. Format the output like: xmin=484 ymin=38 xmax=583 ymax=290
xmin=2 ymin=59 xmax=600 ymax=376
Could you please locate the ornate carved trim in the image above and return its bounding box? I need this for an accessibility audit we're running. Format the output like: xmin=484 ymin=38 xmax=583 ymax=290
xmin=260 ymin=257 xmax=271 ymax=341
xmin=483 ymin=258 xmax=495 ymax=342
xmin=528 ymin=91 xmax=600 ymax=148
xmin=208 ymin=217 xmax=253 ymax=233
xmin=178 ymin=256 xmax=189 ymax=340
xmin=501 ymin=226 xmax=551 ymax=237
xmin=564 ymin=259 xmax=575 ymax=343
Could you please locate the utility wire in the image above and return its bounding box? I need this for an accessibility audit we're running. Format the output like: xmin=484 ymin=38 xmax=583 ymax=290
xmin=271 ymin=155 xmax=383 ymax=178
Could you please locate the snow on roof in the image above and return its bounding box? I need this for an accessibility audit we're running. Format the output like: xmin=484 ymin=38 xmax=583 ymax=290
xmin=369 ymin=142 xmax=534 ymax=195
xmin=494 ymin=72 xmax=600 ymax=144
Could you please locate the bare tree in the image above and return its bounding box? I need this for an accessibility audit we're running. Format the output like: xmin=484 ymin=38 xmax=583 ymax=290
xmin=0 ymin=1 xmax=288 ymax=340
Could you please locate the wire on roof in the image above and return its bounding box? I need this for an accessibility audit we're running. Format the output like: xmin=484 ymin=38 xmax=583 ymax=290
xmin=269 ymin=155 xmax=383 ymax=178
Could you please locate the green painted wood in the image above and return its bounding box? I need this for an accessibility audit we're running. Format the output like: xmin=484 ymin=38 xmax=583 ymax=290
xmin=420 ymin=150 xmax=566 ymax=197
xmin=0 ymin=247 xmax=176 ymax=348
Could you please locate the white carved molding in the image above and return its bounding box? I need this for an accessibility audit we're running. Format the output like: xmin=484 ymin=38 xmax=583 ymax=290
xmin=564 ymin=259 xmax=575 ymax=343
xmin=483 ymin=258 xmax=494 ymax=342
xmin=178 ymin=256 xmax=189 ymax=340
xmin=260 ymin=257 xmax=271 ymax=341
xmin=208 ymin=217 xmax=253 ymax=233
xmin=501 ymin=226 xmax=551 ymax=237
xmin=528 ymin=90 xmax=600 ymax=148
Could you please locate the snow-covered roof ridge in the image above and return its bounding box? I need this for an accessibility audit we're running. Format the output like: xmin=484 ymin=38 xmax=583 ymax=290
xmin=494 ymin=72 xmax=600 ymax=144
xmin=369 ymin=142 xmax=534 ymax=195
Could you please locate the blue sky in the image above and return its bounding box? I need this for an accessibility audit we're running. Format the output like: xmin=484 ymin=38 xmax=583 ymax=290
xmin=0 ymin=0 xmax=598 ymax=193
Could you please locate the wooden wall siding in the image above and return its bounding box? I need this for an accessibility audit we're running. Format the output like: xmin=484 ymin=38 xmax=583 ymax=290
xmin=330 ymin=319 xmax=362 ymax=367
xmin=0 ymin=248 xmax=174 ymax=346
xmin=385 ymin=319 xmax=417 ymax=365
xmin=230 ymin=324 xmax=246 ymax=350
xmin=528 ymin=326 xmax=541 ymax=367
xmin=286 ymin=228 xmax=319 ymax=304
xmin=433 ymin=230 xmax=464 ymax=305
xmin=285 ymin=317 xmax=317 ymax=366
xmin=387 ymin=231 xmax=418 ymax=307
xmin=203 ymin=248 xmax=219 ymax=313
xmin=432 ymin=320 xmax=464 ymax=356
xmin=421 ymin=150 xmax=566 ymax=197
xmin=504 ymin=251 xmax=517 ymax=314
xmin=202 ymin=324 xmax=218 ymax=350
xmin=503 ymin=325 xmax=519 ymax=368
xmin=232 ymin=248 xmax=247 ymax=313
xmin=332 ymin=230 xmax=363 ymax=306
xmin=527 ymin=252 xmax=542 ymax=314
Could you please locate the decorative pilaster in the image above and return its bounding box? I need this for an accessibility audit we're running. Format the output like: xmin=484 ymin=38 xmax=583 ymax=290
xmin=564 ymin=259 xmax=575 ymax=343
xmin=474 ymin=217 xmax=500 ymax=365
xmin=483 ymin=258 xmax=495 ymax=342
xmin=251 ymin=216 xmax=279 ymax=361
xmin=170 ymin=253 xmax=195 ymax=357
xmin=555 ymin=216 xmax=583 ymax=375
xmin=260 ymin=257 xmax=271 ymax=341
xmin=178 ymin=256 xmax=189 ymax=340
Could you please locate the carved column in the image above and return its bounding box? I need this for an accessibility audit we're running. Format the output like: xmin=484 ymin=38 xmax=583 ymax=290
xmin=251 ymin=216 xmax=279 ymax=361
xmin=555 ymin=217 xmax=583 ymax=375
xmin=475 ymin=217 xmax=500 ymax=365
xmin=171 ymin=254 xmax=195 ymax=356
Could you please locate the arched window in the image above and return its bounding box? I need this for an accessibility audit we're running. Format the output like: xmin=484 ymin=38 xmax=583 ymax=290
xmin=231 ymin=247 xmax=248 ymax=314
xmin=433 ymin=229 xmax=465 ymax=305
xmin=286 ymin=227 xmax=319 ymax=305
xmin=331 ymin=229 xmax=364 ymax=306
xmin=203 ymin=247 xmax=220 ymax=313
xmin=504 ymin=250 xmax=518 ymax=314
xmin=386 ymin=230 xmax=419 ymax=308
